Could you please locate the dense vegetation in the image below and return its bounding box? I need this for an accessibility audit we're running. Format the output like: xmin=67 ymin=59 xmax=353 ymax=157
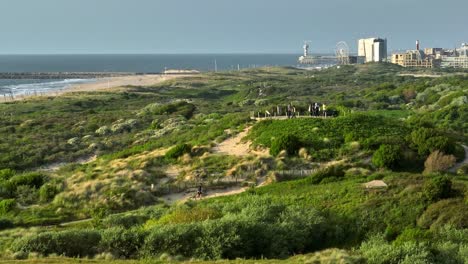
xmin=0 ymin=64 xmax=467 ymax=263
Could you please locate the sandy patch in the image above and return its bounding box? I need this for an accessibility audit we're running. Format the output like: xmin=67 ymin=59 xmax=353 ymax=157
xmin=213 ymin=127 xmax=268 ymax=157
xmin=40 ymin=154 xmax=97 ymax=172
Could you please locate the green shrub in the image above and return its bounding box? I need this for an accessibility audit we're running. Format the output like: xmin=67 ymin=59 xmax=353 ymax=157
xmin=418 ymin=199 xmax=468 ymax=229
xmin=372 ymin=144 xmax=401 ymax=169
xmin=11 ymin=229 xmax=101 ymax=257
xmin=156 ymin=207 xmax=222 ymax=225
xmin=270 ymin=134 xmax=301 ymax=156
xmin=457 ymin=164 xmax=468 ymax=175
xmin=142 ymin=223 xmax=202 ymax=258
xmin=16 ymin=185 xmax=39 ymax=205
xmin=100 ymin=227 xmax=144 ymax=259
xmin=9 ymin=172 xmax=45 ymax=189
xmin=102 ymin=214 xmax=148 ymax=228
xmin=39 ymin=183 xmax=59 ymax=203
xmin=0 ymin=199 xmax=16 ymax=215
xmin=394 ymin=228 xmax=432 ymax=245
xmin=0 ymin=169 xmax=15 ymax=181
xmin=409 ymin=128 xmax=455 ymax=156
xmin=165 ymin=143 xmax=191 ymax=160
xmin=423 ymin=176 xmax=453 ymax=202
xmin=360 ymin=234 xmax=434 ymax=264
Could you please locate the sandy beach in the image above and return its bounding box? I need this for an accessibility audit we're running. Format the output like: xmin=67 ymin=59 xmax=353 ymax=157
xmin=64 ymin=74 xmax=184 ymax=93
xmin=1 ymin=74 xmax=190 ymax=102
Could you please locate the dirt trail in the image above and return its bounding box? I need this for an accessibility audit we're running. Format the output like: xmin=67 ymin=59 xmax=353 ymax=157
xmin=213 ymin=126 xmax=268 ymax=156
xmin=161 ymin=177 xmax=268 ymax=205
xmin=160 ymin=186 xmax=248 ymax=205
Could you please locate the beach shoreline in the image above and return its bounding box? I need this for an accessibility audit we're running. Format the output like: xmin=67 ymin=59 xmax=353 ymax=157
xmin=0 ymin=74 xmax=189 ymax=102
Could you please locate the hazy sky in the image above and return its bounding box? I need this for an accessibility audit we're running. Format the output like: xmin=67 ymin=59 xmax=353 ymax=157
xmin=1 ymin=0 xmax=467 ymax=54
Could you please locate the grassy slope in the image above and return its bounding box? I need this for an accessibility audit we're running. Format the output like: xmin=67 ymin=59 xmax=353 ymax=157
xmin=0 ymin=65 xmax=467 ymax=262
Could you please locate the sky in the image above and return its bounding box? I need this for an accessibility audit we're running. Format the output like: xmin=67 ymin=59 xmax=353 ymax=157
xmin=0 ymin=0 xmax=467 ymax=54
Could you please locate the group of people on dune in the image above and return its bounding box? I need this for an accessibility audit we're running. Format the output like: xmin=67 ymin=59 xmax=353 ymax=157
xmin=263 ymin=102 xmax=328 ymax=118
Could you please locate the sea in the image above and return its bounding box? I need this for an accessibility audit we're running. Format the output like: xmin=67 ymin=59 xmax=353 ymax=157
xmin=0 ymin=54 xmax=311 ymax=96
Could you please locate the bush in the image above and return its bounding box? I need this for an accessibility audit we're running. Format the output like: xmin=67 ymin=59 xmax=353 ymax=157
xmin=9 ymin=172 xmax=45 ymax=189
xmin=417 ymin=200 xmax=468 ymax=229
xmin=39 ymin=183 xmax=59 ymax=203
xmin=16 ymin=185 xmax=39 ymax=205
xmin=142 ymin=223 xmax=202 ymax=258
xmin=102 ymin=214 xmax=148 ymax=228
xmin=457 ymin=164 xmax=468 ymax=175
xmin=409 ymin=128 xmax=454 ymax=156
xmin=0 ymin=199 xmax=16 ymax=215
xmin=100 ymin=227 xmax=144 ymax=259
xmin=372 ymin=144 xmax=401 ymax=169
xmin=423 ymin=176 xmax=452 ymax=202
xmin=165 ymin=144 xmax=191 ymax=160
xmin=0 ymin=169 xmax=15 ymax=181
xmin=11 ymin=229 xmax=101 ymax=257
xmin=270 ymin=134 xmax=301 ymax=156
xmin=424 ymin=151 xmax=456 ymax=174
xmin=156 ymin=207 xmax=222 ymax=225
xmin=359 ymin=234 xmax=434 ymax=264
xmin=394 ymin=228 xmax=431 ymax=245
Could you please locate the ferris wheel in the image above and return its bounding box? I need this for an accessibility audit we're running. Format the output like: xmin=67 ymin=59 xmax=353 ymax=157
xmin=335 ymin=41 xmax=350 ymax=65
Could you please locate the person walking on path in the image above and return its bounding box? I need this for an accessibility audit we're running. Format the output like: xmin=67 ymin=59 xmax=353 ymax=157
xmin=196 ymin=184 xmax=203 ymax=199
xmin=322 ymin=103 xmax=327 ymax=118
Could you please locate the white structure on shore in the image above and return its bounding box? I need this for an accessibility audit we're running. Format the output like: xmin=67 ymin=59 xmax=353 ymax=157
xmin=358 ymin=38 xmax=388 ymax=63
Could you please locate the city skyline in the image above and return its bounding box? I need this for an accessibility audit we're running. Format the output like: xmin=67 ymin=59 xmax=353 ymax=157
xmin=0 ymin=0 xmax=467 ymax=54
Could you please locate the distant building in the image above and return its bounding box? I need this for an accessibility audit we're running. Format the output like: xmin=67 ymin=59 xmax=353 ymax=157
xmin=391 ymin=50 xmax=440 ymax=68
xmin=391 ymin=40 xmax=440 ymax=68
xmin=424 ymin=48 xmax=443 ymax=56
xmin=358 ymin=38 xmax=388 ymax=63
xmin=441 ymin=43 xmax=468 ymax=69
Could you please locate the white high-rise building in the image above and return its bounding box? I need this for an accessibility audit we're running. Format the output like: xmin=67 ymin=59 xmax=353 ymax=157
xmin=358 ymin=38 xmax=387 ymax=63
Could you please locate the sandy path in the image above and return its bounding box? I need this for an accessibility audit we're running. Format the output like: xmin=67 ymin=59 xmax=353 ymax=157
xmin=213 ymin=127 xmax=268 ymax=156
xmin=161 ymin=186 xmax=248 ymax=205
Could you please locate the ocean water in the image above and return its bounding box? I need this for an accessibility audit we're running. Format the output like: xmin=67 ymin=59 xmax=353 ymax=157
xmin=0 ymin=54 xmax=301 ymax=73
xmin=0 ymin=54 xmax=303 ymax=96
